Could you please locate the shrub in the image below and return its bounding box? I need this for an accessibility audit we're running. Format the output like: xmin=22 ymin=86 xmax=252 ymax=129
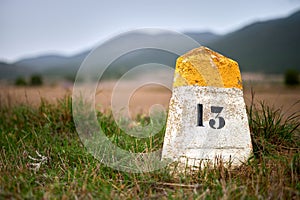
xmin=284 ymin=69 xmax=299 ymax=85
xmin=14 ymin=77 xmax=27 ymax=86
xmin=30 ymin=74 xmax=43 ymax=86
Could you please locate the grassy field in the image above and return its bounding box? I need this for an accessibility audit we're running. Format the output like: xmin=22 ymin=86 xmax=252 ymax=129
xmin=0 ymin=90 xmax=300 ymax=199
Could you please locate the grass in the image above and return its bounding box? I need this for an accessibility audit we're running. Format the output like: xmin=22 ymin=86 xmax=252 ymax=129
xmin=0 ymin=94 xmax=299 ymax=199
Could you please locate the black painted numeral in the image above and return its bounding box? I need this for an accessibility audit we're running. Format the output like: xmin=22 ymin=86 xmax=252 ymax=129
xmin=197 ymin=104 xmax=204 ymax=127
xmin=209 ymin=106 xmax=225 ymax=129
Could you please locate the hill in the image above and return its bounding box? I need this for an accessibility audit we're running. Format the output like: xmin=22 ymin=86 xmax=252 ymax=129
xmin=184 ymin=32 xmax=220 ymax=45
xmin=4 ymin=31 xmax=214 ymax=80
xmin=207 ymin=10 xmax=300 ymax=73
xmin=0 ymin=62 xmax=33 ymax=79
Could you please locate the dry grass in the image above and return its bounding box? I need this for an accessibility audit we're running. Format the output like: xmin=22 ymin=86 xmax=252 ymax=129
xmin=1 ymin=80 xmax=300 ymax=116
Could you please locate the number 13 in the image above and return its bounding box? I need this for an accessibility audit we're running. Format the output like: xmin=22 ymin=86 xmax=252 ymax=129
xmin=197 ymin=104 xmax=225 ymax=129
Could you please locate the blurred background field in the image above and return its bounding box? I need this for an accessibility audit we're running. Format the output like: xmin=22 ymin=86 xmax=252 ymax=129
xmin=1 ymin=73 xmax=299 ymax=118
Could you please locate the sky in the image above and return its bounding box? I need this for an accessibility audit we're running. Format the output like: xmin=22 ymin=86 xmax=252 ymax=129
xmin=1 ymin=0 xmax=300 ymax=62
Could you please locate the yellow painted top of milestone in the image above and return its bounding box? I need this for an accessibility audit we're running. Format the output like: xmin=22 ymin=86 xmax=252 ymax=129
xmin=173 ymin=46 xmax=243 ymax=89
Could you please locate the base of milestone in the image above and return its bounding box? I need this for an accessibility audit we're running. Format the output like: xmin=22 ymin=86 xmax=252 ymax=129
xmin=162 ymin=86 xmax=252 ymax=169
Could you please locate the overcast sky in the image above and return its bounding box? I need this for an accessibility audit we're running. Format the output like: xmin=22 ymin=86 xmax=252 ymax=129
xmin=1 ymin=0 xmax=300 ymax=62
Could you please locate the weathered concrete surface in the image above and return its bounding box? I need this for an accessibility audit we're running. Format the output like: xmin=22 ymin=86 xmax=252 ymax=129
xmin=162 ymin=46 xmax=252 ymax=168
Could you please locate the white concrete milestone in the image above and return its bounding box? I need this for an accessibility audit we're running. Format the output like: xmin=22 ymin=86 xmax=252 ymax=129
xmin=161 ymin=46 xmax=252 ymax=168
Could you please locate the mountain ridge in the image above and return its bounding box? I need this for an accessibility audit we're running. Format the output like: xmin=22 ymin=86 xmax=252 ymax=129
xmin=207 ymin=10 xmax=300 ymax=73
xmin=1 ymin=10 xmax=300 ymax=80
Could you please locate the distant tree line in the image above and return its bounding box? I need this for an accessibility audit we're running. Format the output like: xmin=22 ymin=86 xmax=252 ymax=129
xmin=13 ymin=70 xmax=299 ymax=87
xmin=15 ymin=74 xmax=43 ymax=86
